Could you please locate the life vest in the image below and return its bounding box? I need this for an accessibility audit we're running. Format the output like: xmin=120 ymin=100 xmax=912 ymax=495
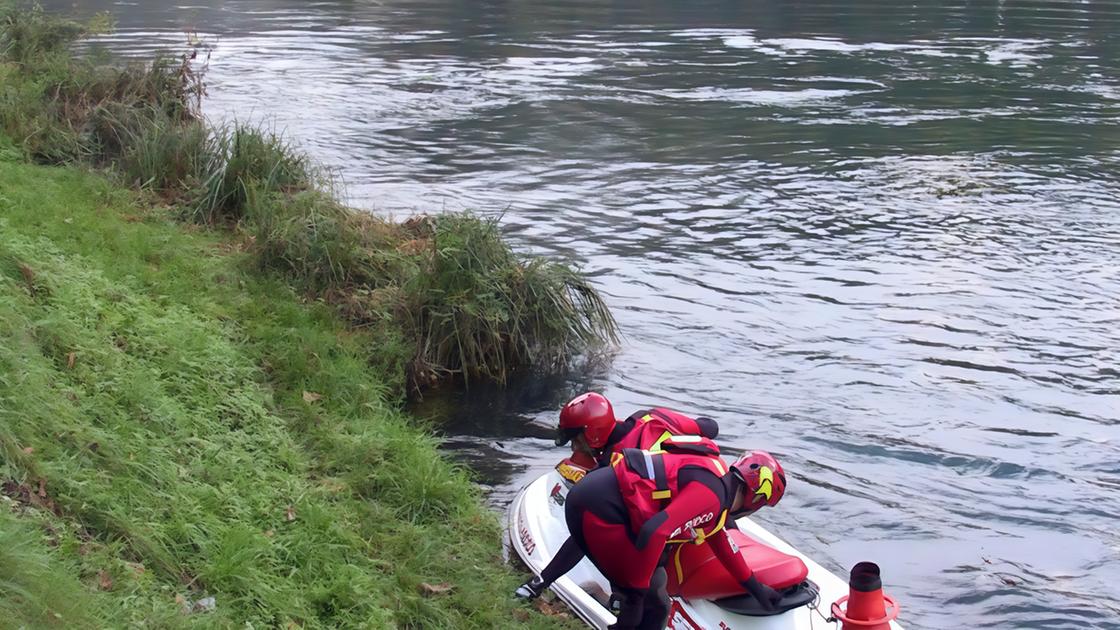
xmin=555 ymin=455 xmax=592 ymax=485
xmin=611 ymin=436 xmax=729 ymax=545
xmin=615 ymin=408 xmax=709 ymax=453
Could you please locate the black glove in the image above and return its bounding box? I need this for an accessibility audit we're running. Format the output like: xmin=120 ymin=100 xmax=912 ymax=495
xmin=514 ymin=576 xmax=546 ymax=600
xmin=743 ymin=575 xmax=783 ymax=611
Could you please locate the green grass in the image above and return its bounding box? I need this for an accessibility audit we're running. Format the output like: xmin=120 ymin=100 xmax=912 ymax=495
xmin=0 ymin=158 xmax=574 ymax=629
xmin=0 ymin=509 xmax=104 ymax=627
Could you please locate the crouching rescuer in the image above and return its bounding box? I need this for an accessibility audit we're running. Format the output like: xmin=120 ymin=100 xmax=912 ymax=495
xmin=516 ymin=392 xmax=722 ymax=601
xmin=528 ymin=432 xmax=789 ymax=629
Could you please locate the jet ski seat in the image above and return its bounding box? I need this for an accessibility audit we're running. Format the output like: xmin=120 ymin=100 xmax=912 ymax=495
xmin=668 ymin=529 xmax=811 ymax=599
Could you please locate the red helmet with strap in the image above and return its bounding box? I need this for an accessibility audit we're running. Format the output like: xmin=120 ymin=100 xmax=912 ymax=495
xmin=730 ymin=451 xmax=786 ymax=514
xmin=556 ymin=392 xmax=615 ymax=449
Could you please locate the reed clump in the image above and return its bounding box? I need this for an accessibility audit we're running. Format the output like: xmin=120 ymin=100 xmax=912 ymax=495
xmin=0 ymin=2 xmax=617 ymax=388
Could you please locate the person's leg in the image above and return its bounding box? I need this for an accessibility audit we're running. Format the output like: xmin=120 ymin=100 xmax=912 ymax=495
xmin=635 ymin=566 xmax=669 ymax=630
xmin=607 ymin=587 xmax=645 ymax=629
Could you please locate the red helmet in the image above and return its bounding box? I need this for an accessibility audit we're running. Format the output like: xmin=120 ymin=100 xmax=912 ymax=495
xmin=555 ymin=392 xmax=615 ymax=449
xmin=730 ymin=451 xmax=786 ymax=514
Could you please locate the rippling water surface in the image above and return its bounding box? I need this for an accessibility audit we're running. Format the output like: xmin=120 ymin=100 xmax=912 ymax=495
xmin=53 ymin=0 xmax=1120 ymax=627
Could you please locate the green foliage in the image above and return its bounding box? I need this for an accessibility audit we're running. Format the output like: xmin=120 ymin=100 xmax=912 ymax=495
xmin=115 ymin=110 xmax=211 ymax=194
xmin=251 ymin=188 xmax=366 ymax=289
xmin=0 ymin=160 xmax=573 ymax=628
xmin=0 ymin=132 xmax=18 ymax=161
xmin=0 ymin=2 xmax=200 ymax=163
xmin=0 ymin=509 xmax=105 ymax=628
xmin=0 ymin=2 xmax=86 ymax=66
xmin=191 ymin=125 xmax=313 ymax=224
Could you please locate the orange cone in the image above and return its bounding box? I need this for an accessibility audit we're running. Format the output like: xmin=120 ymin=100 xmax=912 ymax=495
xmin=830 ymin=562 xmax=899 ymax=630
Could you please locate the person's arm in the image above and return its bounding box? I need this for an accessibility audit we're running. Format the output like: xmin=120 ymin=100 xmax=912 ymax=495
xmin=540 ymin=537 xmax=584 ymax=586
xmin=515 ymin=536 xmax=586 ymax=599
xmin=693 ymin=416 xmax=719 ymax=439
xmin=708 ymin=527 xmax=752 ymax=582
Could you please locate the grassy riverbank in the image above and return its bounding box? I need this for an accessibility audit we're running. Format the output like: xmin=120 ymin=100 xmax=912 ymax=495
xmin=0 ymin=150 xmax=577 ymax=629
xmin=0 ymin=4 xmax=602 ymax=628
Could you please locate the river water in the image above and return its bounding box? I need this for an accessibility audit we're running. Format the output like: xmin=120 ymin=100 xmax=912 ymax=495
xmin=53 ymin=0 xmax=1120 ymax=627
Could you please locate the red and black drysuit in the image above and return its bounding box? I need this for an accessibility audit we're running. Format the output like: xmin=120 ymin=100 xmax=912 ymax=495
xmin=535 ymin=410 xmax=720 ymax=589
xmin=564 ymin=441 xmax=760 ymax=629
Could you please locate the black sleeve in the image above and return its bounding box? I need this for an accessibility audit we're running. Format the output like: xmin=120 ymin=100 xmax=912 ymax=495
xmin=540 ymin=536 xmax=586 ymax=587
xmin=694 ymin=416 xmax=719 ymax=440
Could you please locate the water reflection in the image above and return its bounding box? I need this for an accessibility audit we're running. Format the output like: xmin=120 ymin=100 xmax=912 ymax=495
xmin=48 ymin=0 xmax=1120 ymax=627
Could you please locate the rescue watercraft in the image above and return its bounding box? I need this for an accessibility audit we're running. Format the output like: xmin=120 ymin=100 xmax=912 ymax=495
xmin=508 ymin=460 xmax=904 ymax=630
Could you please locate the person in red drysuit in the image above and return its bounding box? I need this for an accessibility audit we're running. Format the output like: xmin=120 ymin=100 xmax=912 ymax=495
xmin=552 ymin=392 xmax=720 ymax=469
xmin=524 ymin=436 xmax=788 ymax=630
xmin=517 ymin=393 xmax=721 ymax=600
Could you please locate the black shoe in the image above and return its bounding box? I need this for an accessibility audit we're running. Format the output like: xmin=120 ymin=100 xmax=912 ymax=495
xmin=514 ymin=577 xmax=546 ymax=600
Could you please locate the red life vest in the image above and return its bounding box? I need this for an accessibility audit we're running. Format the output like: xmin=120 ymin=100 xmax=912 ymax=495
xmin=611 ymin=436 xmax=729 ymax=544
xmin=614 ymin=408 xmax=708 ymax=453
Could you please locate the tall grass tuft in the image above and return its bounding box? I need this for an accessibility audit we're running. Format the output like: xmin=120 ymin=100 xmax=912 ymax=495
xmin=190 ymin=125 xmax=313 ymax=224
xmin=405 ymin=214 xmax=618 ymax=384
xmin=116 ymin=110 xmax=212 ymax=194
xmin=0 ymin=2 xmax=86 ymax=66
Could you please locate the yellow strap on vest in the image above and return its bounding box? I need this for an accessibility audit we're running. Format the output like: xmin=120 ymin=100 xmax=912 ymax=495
xmin=610 ymin=451 xmax=624 ymax=467
xmin=556 ymin=462 xmax=586 ymax=484
xmin=693 ymin=510 xmax=727 ymax=545
xmin=648 ymin=430 xmax=673 ymax=453
xmin=640 ymin=414 xmax=653 ymax=423
xmin=711 ymin=458 xmax=726 ymax=476
xmin=672 ymin=545 xmax=685 ymax=584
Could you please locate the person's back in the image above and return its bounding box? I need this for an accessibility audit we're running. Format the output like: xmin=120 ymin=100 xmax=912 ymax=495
xmin=599 ymin=407 xmax=719 ymax=465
